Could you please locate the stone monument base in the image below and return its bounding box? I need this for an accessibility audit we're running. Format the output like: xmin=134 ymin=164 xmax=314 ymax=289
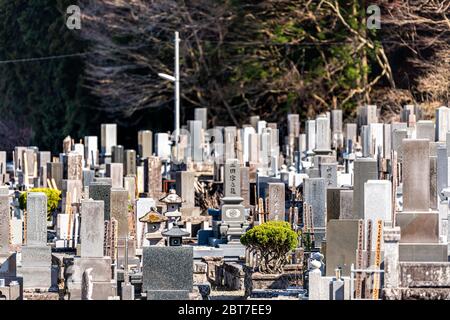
xmin=399 ymin=243 xmax=448 ymax=262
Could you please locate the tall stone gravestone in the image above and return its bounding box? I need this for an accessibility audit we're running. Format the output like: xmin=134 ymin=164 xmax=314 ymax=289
xmin=195 ymin=108 xmax=208 ymax=130
xmin=396 ymin=139 xmax=447 ymax=261
xmin=138 ymin=130 xmax=153 ymax=159
xmin=435 ymin=106 xmax=450 ymax=142
xmin=106 ymin=163 xmax=124 ymax=188
xmin=89 ymin=182 xmax=112 ymax=221
xmin=47 ymin=162 xmax=63 ymax=190
xmin=266 ymin=183 xmax=285 ymax=221
xmin=84 ymin=136 xmax=98 ymax=168
xmin=219 ymin=159 xmax=248 ymax=247
xmin=144 ymin=156 xmax=162 ymax=199
xmin=0 ymin=195 xmax=17 ymax=286
xmin=364 ymin=180 xmax=391 ymax=249
xmin=175 ymin=171 xmax=197 ymax=215
xmin=314 ymin=116 xmax=331 ymax=154
xmin=124 ymin=150 xmax=137 ymax=176
xmin=304 ymin=178 xmax=326 ymax=248
xmin=402 ymin=139 xmax=430 ymax=211
xmin=111 ymin=145 xmax=124 ymax=164
xmin=352 ymin=158 xmax=378 ymax=219
xmin=101 ymin=124 xmax=117 ymax=157
xmin=21 ymin=193 xmax=53 ymax=289
xmin=69 ymin=200 xmax=115 ymax=300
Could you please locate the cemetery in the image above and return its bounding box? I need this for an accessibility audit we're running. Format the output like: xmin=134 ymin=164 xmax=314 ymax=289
xmin=1 ymin=104 xmax=450 ymax=301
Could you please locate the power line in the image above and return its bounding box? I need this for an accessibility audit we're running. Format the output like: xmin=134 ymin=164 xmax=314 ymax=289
xmin=0 ymin=39 xmax=432 ymax=65
xmin=0 ymin=52 xmax=92 ymax=65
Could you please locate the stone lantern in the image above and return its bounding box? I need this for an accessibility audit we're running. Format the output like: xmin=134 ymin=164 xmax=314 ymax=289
xmin=162 ymin=225 xmax=189 ymax=247
xmin=139 ymin=207 xmax=168 ymax=246
xmin=159 ymin=189 xmax=184 ymax=218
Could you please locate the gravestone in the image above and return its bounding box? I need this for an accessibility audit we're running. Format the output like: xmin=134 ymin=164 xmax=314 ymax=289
xmin=402 ymin=139 xmax=430 ymax=211
xmin=101 ymin=124 xmax=117 ymax=157
xmin=352 ymin=158 xmax=377 ymax=219
xmin=143 ymin=246 xmax=193 ymax=300
xmin=248 ymin=133 xmax=260 ymax=164
xmin=124 ymin=150 xmax=137 ymax=176
xmin=106 ymin=163 xmax=124 ymax=188
xmin=47 ymin=162 xmax=63 ymax=190
xmin=364 ymin=180 xmax=392 ymax=249
xmin=344 ymin=123 xmax=357 ymax=145
xmin=69 ymin=200 xmax=114 ymax=300
xmin=63 ymin=153 xmax=83 ymax=181
xmin=63 ymin=179 xmax=83 ymax=207
xmin=437 ymin=145 xmax=448 ymax=200
xmin=80 ymin=200 xmax=104 ymax=258
xmin=383 ymin=124 xmax=391 ymax=159
xmin=391 ymin=129 xmax=408 ymax=160
xmin=314 ymin=116 xmax=331 ymax=154
xmin=339 ymin=190 xmax=354 ymax=220
xmin=287 ymin=114 xmax=300 ymax=138
xmin=320 ymin=162 xmax=337 ymax=187
xmin=435 ymin=106 xmax=450 ymax=142
xmin=325 ymin=219 xmax=359 ymax=277
xmin=326 ymin=188 xmax=353 ymax=221
xmin=84 ymin=136 xmax=98 ymax=167
xmin=82 ymin=169 xmax=95 ymax=188
xmin=369 ymin=123 xmax=384 ymax=158
xmin=0 ymin=195 xmax=10 ymax=255
xmin=218 ymin=159 xmax=248 ymax=246
xmin=266 ymin=183 xmax=285 ymax=221
xmin=195 ymin=108 xmax=208 ymax=130
xmin=416 ymin=120 xmax=435 ymax=141
xmin=430 ymin=156 xmax=437 ymax=210
xmin=111 ymin=145 xmax=124 ymax=164
xmin=138 ymin=130 xmax=153 ymax=159
xmin=326 ymin=188 xmax=342 ymax=222
xmin=144 ymin=156 xmax=162 ymax=199
xmin=89 ymin=182 xmax=112 ymax=221
xmin=304 ymin=178 xmax=326 ymax=247
xmin=38 ymin=151 xmax=51 ymax=169
xmin=175 ymin=171 xmax=195 ymax=208
xmin=189 ymin=120 xmax=203 ymax=162
xmin=124 ymin=176 xmax=136 ymax=203
xmin=224 ymin=127 xmax=237 ymax=160
xmin=110 ymin=188 xmax=129 ymax=238
xmin=155 ymin=133 xmax=171 ymax=160
xmin=331 ymin=109 xmax=343 ymax=149
xmin=21 ymin=192 xmax=53 ymax=289
xmin=306 ymin=120 xmax=316 ymax=154
xmin=241 ymin=167 xmax=250 ymax=208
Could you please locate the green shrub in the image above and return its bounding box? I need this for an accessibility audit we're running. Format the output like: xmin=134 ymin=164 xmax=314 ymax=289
xmin=241 ymin=221 xmax=299 ymax=274
xmin=19 ymin=188 xmax=62 ymax=220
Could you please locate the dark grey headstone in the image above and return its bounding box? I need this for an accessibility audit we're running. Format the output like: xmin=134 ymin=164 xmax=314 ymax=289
xmin=352 ymin=158 xmax=377 ymax=219
xmin=89 ymin=182 xmax=112 ymax=221
xmin=142 ymin=246 xmax=193 ymax=295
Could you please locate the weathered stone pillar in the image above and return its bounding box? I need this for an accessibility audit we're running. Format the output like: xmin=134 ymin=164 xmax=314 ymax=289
xmin=308 ymin=268 xmax=322 ymax=300
xmin=383 ymin=227 xmax=401 ymax=288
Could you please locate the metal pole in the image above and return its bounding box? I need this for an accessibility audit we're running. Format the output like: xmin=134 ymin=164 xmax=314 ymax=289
xmin=175 ymin=31 xmax=180 ymax=161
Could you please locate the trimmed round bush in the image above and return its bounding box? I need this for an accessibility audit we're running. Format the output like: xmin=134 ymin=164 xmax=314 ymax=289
xmin=241 ymin=221 xmax=298 ymax=274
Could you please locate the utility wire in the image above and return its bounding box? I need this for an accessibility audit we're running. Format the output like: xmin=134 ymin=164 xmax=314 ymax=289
xmin=0 ymin=39 xmax=429 ymax=65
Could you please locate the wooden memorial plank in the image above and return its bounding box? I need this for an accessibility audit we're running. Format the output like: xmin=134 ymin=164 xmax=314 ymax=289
xmin=355 ymin=219 xmax=364 ymax=299
xmin=364 ymin=219 xmax=373 ymax=299
xmin=372 ymin=219 xmax=383 ymax=300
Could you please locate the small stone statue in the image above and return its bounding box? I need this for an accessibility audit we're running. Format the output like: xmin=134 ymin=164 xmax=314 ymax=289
xmin=310 ymin=252 xmax=325 ymax=271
